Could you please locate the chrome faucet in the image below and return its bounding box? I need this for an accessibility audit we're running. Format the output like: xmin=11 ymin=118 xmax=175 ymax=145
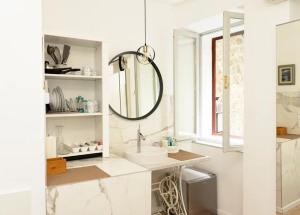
xmin=137 ymin=124 xmax=146 ymax=153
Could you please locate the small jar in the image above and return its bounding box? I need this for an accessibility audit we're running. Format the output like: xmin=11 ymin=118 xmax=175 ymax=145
xmin=82 ymin=66 xmax=92 ymax=76
xmin=87 ymin=100 xmax=95 ymax=113
xmin=76 ymin=96 xmax=85 ymax=113
xmin=83 ymin=100 xmax=88 ymax=113
xmin=93 ymin=101 xmax=98 ymax=112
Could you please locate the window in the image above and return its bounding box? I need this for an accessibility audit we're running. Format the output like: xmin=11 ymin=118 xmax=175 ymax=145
xmin=212 ymin=32 xmax=244 ymax=137
xmin=174 ymin=30 xmax=198 ymax=138
xmin=174 ymin=12 xmax=244 ymax=151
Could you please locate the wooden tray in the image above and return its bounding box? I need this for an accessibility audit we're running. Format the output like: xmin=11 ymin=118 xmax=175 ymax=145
xmin=168 ymin=150 xmax=203 ymax=161
xmin=47 ymin=166 xmax=110 ymax=186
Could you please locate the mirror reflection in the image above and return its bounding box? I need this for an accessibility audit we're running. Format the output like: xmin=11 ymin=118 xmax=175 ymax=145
xmin=276 ymin=20 xmax=300 ymax=215
xmin=109 ymin=51 xmax=163 ymax=120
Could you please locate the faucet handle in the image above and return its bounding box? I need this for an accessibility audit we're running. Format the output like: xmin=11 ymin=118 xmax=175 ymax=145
xmin=137 ymin=124 xmax=146 ymax=140
xmin=140 ymin=132 xmax=146 ymax=141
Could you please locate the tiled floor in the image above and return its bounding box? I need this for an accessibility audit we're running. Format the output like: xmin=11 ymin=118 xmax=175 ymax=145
xmin=277 ymin=206 xmax=300 ymax=215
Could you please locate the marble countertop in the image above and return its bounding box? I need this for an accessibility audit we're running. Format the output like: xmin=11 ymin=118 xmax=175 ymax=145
xmin=67 ymin=154 xmax=148 ymax=176
xmin=139 ymin=150 xmax=209 ymax=171
xmin=47 ymin=155 xmax=148 ymax=187
xmin=47 ymin=150 xmax=208 ymax=187
xmin=67 ymin=150 xmax=209 ymax=172
xmin=277 ymin=134 xmax=300 ymax=140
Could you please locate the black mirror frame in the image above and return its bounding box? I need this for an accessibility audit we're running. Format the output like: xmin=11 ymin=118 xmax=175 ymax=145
xmin=109 ymin=51 xmax=163 ymax=120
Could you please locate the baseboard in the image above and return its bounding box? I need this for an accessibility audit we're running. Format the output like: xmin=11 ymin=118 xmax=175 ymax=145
xmin=277 ymin=198 xmax=300 ymax=213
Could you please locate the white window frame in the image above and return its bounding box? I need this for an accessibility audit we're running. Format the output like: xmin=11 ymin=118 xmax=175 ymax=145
xmin=173 ymin=11 xmax=244 ymax=152
xmin=223 ymin=11 xmax=244 ymax=152
xmin=173 ymin=29 xmax=200 ymax=140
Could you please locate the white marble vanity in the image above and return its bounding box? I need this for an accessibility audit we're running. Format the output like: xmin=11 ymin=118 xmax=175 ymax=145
xmin=46 ymin=155 xmax=151 ymax=215
xmin=276 ymin=135 xmax=300 ymax=213
xmin=46 ymin=149 xmax=208 ymax=215
xmin=133 ymin=149 xmax=208 ymax=171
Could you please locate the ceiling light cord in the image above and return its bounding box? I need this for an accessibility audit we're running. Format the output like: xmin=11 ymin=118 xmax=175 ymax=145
xmin=136 ymin=0 xmax=155 ymax=64
xmin=144 ymin=0 xmax=147 ymax=45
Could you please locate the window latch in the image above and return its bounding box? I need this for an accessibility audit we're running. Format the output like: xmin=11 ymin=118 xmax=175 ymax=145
xmin=224 ymin=75 xmax=229 ymax=89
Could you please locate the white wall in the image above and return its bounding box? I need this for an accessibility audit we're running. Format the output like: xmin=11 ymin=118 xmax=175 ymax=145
xmin=0 ymin=191 xmax=31 ymax=215
xmin=243 ymin=1 xmax=289 ymax=215
xmin=277 ymin=20 xmax=300 ymax=92
xmin=43 ymin=0 xmax=174 ymax=153
xmin=43 ymin=0 xmax=173 ymax=95
xmin=290 ymin=0 xmax=300 ymax=20
xmin=192 ymin=144 xmax=243 ymax=215
xmin=0 ymin=0 xmax=45 ymax=215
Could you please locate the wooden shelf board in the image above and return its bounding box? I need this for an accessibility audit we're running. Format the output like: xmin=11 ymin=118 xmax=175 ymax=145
xmin=47 ymin=166 xmax=110 ymax=187
xmin=168 ymin=150 xmax=204 ymax=161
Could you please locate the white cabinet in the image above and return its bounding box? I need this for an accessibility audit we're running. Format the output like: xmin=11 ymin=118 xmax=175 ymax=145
xmin=43 ymin=34 xmax=109 ymax=159
xmin=278 ymin=138 xmax=300 ymax=212
xmin=46 ymin=171 xmax=151 ymax=215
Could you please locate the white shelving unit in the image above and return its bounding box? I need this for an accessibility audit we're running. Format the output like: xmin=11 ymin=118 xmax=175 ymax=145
xmin=44 ymin=34 xmax=109 ymax=159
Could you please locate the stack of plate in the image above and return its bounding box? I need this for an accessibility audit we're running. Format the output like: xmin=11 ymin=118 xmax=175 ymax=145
xmin=49 ymin=86 xmax=66 ymax=112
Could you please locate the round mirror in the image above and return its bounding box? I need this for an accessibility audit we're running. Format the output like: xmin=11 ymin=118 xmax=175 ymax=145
xmin=109 ymin=51 xmax=163 ymax=120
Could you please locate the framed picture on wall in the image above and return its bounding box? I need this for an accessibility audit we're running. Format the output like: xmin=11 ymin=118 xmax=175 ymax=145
xmin=278 ymin=64 xmax=296 ymax=85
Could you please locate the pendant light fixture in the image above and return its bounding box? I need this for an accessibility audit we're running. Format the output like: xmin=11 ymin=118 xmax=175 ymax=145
xmin=137 ymin=0 xmax=156 ymax=65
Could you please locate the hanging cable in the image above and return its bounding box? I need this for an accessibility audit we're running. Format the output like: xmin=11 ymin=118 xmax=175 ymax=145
xmin=144 ymin=0 xmax=147 ymax=45
xmin=137 ymin=0 xmax=156 ymax=64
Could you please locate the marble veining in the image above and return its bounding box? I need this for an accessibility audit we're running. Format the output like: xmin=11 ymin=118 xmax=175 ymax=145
xmin=97 ymin=180 xmax=113 ymax=215
xmin=277 ymin=138 xmax=300 ymax=211
xmin=67 ymin=154 xmax=147 ymax=177
xmin=46 ymin=171 xmax=151 ymax=215
xmin=277 ymin=91 xmax=300 ymax=212
xmin=277 ymin=92 xmax=300 ymax=134
xmin=47 ymin=188 xmax=59 ymax=215
xmin=109 ymin=95 xmax=174 ymax=156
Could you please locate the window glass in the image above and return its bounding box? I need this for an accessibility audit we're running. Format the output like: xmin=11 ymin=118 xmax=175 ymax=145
xmin=213 ymin=32 xmax=244 ymax=137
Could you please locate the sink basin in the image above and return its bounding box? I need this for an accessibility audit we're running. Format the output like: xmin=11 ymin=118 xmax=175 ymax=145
xmin=125 ymin=146 xmax=168 ymax=166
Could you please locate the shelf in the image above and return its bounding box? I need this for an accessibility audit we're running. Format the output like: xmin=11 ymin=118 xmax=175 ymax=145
xmin=46 ymin=112 xmax=102 ymax=118
xmin=58 ymin=150 xmax=103 ymax=158
xmin=44 ymin=34 xmax=109 ymax=161
xmin=45 ymin=74 xmax=102 ymax=80
xmin=44 ymin=34 xmax=101 ymax=48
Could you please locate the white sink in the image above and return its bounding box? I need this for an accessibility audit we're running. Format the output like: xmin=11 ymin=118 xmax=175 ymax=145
xmin=125 ymin=146 xmax=168 ymax=166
